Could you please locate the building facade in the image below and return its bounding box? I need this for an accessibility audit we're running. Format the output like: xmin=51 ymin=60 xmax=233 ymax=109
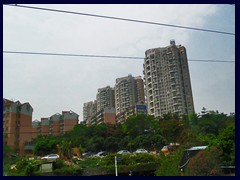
xmin=116 ymin=104 xmax=147 ymax=124
xmin=3 ymin=98 xmax=79 ymax=156
xmin=83 ymin=101 xmax=97 ymax=124
xmin=89 ymin=107 xmax=116 ymax=126
xmin=31 ymin=120 xmax=41 ymax=139
xmin=96 ymin=86 xmax=115 ymax=112
xmin=143 ymin=40 xmax=195 ymax=118
xmin=62 ymin=110 xmax=79 ymax=133
xmin=115 ymin=74 xmax=145 ymax=115
xmin=3 ymin=98 xmax=33 ymax=157
xmin=50 ymin=113 xmax=61 ymax=136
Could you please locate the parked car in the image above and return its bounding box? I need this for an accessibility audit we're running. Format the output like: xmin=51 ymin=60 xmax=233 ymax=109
xmin=134 ymin=149 xmax=148 ymax=154
xmin=95 ymin=151 xmax=109 ymax=157
xmin=41 ymin=154 xmax=60 ymax=162
xmin=161 ymin=146 xmax=169 ymax=154
xmin=117 ymin=150 xmax=131 ymax=155
xmin=82 ymin=152 xmax=94 ymax=158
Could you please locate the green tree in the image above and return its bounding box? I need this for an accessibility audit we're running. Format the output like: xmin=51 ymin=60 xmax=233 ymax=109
xmin=58 ymin=140 xmax=72 ymax=160
xmin=78 ymin=145 xmax=85 ymax=157
xmin=33 ymin=137 xmax=60 ymax=156
xmin=103 ymin=136 xmax=119 ymax=152
xmin=209 ymin=125 xmax=235 ymax=166
xmin=159 ymin=113 xmax=182 ymax=144
xmin=155 ymin=149 xmax=183 ymax=176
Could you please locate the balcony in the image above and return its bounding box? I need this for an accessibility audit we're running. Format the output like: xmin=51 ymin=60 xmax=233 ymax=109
xmin=169 ymin=62 xmax=175 ymax=67
xmin=145 ymin=58 xmax=150 ymax=65
xmin=150 ymin=108 xmax=154 ymax=114
xmin=146 ymin=68 xmax=151 ymax=74
xmin=172 ymin=89 xmax=177 ymax=92
xmin=170 ymin=75 xmax=175 ymax=80
xmin=173 ymin=102 xmax=179 ymax=106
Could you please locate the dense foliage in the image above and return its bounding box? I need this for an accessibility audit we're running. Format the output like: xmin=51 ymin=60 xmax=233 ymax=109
xmin=4 ymin=108 xmax=235 ymax=176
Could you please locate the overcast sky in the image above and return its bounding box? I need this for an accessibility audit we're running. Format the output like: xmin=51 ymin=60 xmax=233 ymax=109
xmin=3 ymin=4 xmax=235 ymax=121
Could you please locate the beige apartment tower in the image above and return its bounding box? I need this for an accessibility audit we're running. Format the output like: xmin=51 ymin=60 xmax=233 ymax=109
xmin=83 ymin=101 xmax=97 ymax=124
xmin=115 ymin=74 xmax=145 ymax=115
xmin=143 ymin=40 xmax=195 ymax=118
xmin=96 ymin=86 xmax=115 ymax=112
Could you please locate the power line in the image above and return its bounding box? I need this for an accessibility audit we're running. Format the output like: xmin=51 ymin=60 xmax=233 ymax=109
xmin=3 ymin=50 xmax=235 ymax=63
xmin=3 ymin=50 xmax=143 ymax=59
xmin=3 ymin=4 xmax=235 ymax=36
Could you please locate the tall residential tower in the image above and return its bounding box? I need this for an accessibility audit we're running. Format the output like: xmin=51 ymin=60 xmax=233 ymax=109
xmin=115 ymin=74 xmax=145 ymax=115
xmin=143 ymin=40 xmax=194 ymax=118
xmin=83 ymin=100 xmax=97 ymax=124
xmin=96 ymin=86 xmax=115 ymax=112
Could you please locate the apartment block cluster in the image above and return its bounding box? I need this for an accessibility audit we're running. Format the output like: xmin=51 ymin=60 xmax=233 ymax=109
xmin=83 ymin=40 xmax=195 ymax=126
xmin=83 ymin=75 xmax=146 ymax=125
xmin=3 ymin=98 xmax=79 ymax=156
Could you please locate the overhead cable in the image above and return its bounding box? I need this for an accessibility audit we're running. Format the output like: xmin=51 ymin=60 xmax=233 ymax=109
xmin=3 ymin=50 xmax=235 ymax=63
xmin=3 ymin=4 xmax=235 ymax=36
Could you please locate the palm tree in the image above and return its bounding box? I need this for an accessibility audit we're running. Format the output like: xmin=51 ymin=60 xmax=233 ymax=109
xmin=57 ymin=140 xmax=72 ymax=160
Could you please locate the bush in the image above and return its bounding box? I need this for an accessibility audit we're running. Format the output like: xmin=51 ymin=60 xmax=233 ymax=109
xmin=77 ymin=157 xmax=101 ymax=168
xmin=10 ymin=157 xmax=41 ymax=176
xmin=186 ymin=147 xmax=223 ymax=176
xmin=52 ymin=158 xmax=66 ymax=170
xmin=54 ymin=166 xmax=83 ymax=176
xmin=155 ymin=153 xmax=180 ymax=176
xmin=16 ymin=158 xmax=29 ymax=170
xmin=25 ymin=163 xmax=36 ymax=176
xmin=97 ymin=153 xmax=161 ymax=174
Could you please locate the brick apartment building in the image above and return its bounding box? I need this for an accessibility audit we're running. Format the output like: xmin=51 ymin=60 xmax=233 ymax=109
xmin=3 ymin=98 xmax=33 ymax=157
xmin=62 ymin=111 xmax=79 ymax=133
xmin=32 ymin=111 xmax=79 ymax=136
xmin=3 ymin=98 xmax=79 ymax=157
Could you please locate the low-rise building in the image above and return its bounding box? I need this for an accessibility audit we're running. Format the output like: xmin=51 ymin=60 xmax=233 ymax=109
xmin=3 ymin=98 xmax=33 ymax=157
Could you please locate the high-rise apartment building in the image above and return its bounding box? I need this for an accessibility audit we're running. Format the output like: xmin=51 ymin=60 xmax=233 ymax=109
xmin=135 ymin=76 xmax=145 ymax=104
xmin=143 ymin=40 xmax=195 ymax=117
xmin=89 ymin=107 xmax=116 ymax=126
xmin=96 ymin=86 xmax=115 ymax=112
xmin=115 ymin=74 xmax=145 ymax=115
xmin=83 ymin=101 xmax=97 ymax=124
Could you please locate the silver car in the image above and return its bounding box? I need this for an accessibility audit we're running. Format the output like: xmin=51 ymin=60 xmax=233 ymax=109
xmin=41 ymin=154 xmax=60 ymax=162
xmin=134 ymin=149 xmax=148 ymax=154
xmin=117 ymin=150 xmax=131 ymax=155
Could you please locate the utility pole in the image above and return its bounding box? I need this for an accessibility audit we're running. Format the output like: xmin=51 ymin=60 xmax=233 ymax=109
xmin=115 ymin=156 xmax=118 ymax=176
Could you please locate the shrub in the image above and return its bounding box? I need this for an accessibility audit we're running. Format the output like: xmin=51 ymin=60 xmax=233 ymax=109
xmin=52 ymin=158 xmax=66 ymax=170
xmin=186 ymin=147 xmax=223 ymax=176
xmin=53 ymin=166 xmax=83 ymax=176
